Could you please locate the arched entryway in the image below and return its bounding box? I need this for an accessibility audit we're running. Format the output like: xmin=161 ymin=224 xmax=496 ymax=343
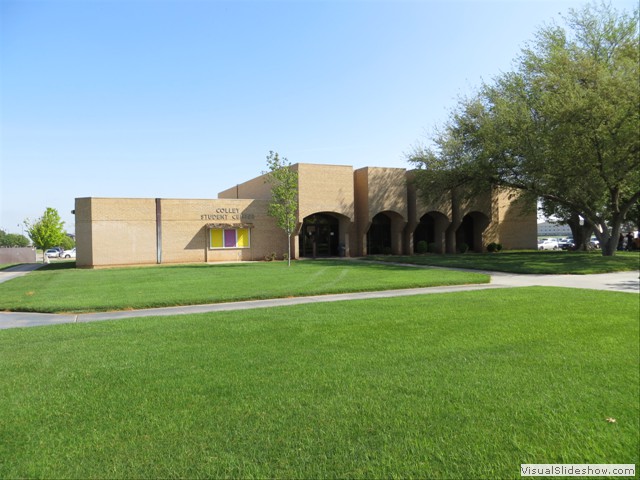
xmin=413 ymin=211 xmax=449 ymax=253
xmin=456 ymin=211 xmax=490 ymax=252
xmin=299 ymin=213 xmax=340 ymax=257
xmin=367 ymin=213 xmax=392 ymax=254
xmin=413 ymin=215 xmax=434 ymax=247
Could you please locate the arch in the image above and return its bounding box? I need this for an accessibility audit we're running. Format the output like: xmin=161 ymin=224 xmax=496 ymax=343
xmin=456 ymin=211 xmax=490 ymax=252
xmin=299 ymin=212 xmax=343 ymax=257
xmin=413 ymin=211 xmax=449 ymax=253
xmin=413 ymin=215 xmax=434 ymax=246
xmin=367 ymin=213 xmax=392 ymax=254
xmin=365 ymin=210 xmax=407 ymax=255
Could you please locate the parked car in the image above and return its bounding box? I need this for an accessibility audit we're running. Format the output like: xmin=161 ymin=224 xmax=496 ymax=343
xmin=45 ymin=248 xmax=62 ymax=258
xmin=61 ymin=248 xmax=76 ymax=259
xmin=557 ymin=239 xmax=575 ymax=250
xmin=538 ymin=239 xmax=559 ymax=250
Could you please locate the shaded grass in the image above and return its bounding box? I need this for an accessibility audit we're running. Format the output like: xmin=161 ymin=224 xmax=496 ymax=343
xmin=0 ymin=287 xmax=637 ymax=479
xmin=366 ymin=250 xmax=640 ymax=274
xmin=0 ymin=260 xmax=488 ymax=313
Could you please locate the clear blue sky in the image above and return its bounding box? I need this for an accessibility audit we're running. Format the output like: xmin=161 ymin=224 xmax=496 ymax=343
xmin=1 ymin=0 xmax=636 ymax=234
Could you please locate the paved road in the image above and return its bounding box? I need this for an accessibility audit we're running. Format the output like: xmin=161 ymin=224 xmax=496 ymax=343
xmin=0 ymin=264 xmax=637 ymax=330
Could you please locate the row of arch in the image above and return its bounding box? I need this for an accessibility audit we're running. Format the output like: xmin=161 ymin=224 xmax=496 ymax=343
xmin=298 ymin=210 xmax=491 ymax=257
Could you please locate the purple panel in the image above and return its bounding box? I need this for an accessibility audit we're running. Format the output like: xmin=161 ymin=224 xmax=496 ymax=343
xmin=224 ymin=229 xmax=236 ymax=248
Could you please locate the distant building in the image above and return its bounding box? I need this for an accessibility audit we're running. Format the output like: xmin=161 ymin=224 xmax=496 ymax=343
xmin=537 ymin=221 xmax=571 ymax=237
xmin=75 ymin=164 xmax=537 ymax=268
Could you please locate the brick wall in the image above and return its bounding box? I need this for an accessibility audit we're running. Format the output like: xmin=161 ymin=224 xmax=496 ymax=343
xmin=494 ymin=189 xmax=538 ymax=249
xmin=76 ymin=198 xmax=157 ymax=267
xmin=296 ymin=163 xmax=355 ymax=220
xmin=76 ymin=165 xmax=537 ymax=267
xmin=218 ymin=173 xmax=273 ymax=200
xmin=75 ymin=197 xmax=287 ymax=267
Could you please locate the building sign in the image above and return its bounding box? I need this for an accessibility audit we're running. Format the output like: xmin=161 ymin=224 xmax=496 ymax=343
xmin=201 ymin=207 xmax=255 ymax=222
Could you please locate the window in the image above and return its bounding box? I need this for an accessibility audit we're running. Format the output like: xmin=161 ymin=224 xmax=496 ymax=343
xmin=210 ymin=228 xmax=250 ymax=249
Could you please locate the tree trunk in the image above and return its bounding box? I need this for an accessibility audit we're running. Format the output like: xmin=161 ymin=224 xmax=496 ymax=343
xmin=565 ymin=215 xmax=592 ymax=251
xmin=598 ymin=216 xmax=624 ymax=257
xmin=601 ymin=237 xmax=617 ymax=256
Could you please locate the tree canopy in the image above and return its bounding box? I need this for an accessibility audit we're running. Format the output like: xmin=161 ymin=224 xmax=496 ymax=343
xmin=264 ymin=151 xmax=298 ymax=266
xmin=410 ymin=2 xmax=639 ymax=255
xmin=24 ymin=208 xmax=67 ymax=261
xmin=0 ymin=230 xmax=30 ymax=248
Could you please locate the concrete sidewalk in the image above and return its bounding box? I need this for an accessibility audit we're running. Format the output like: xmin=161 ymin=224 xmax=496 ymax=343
xmin=0 ymin=263 xmax=44 ymax=284
xmin=480 ymin=270 xmax=639 ymax=293
xmin=0 ymin=268 xmax=637 ymax=330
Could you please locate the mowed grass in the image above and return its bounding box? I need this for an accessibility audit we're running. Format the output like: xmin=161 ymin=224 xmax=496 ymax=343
xmin=0 ymin=260 xmax=488 ymax=313
xmin=366 ymin=250 xmax=640 ymax=274
xmin=0 ymin=287 xmax=637 ymax=479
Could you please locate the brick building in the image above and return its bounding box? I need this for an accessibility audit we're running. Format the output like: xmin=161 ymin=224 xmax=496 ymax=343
xmin=75 ymin=163 xmax=537 ymax=267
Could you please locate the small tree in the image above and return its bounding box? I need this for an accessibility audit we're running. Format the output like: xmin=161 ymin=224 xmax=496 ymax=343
xmin=59 ymin=235 xmax=75 ymax=251
xmin=264 ymin=151 xmax=298 ymax=266
xmin=24 ymin=208 xmax=66 ymax=263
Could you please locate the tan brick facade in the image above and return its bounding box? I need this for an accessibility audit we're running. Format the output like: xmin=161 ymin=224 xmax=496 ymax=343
xmin=75 ymin=163 xmax=536 ymax=267
xmin=75 ymin=198 xmax=286 ymax=267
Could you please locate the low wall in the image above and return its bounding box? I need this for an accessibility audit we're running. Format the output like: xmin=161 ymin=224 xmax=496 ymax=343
xmin=0 ymin=247 xmax=37 ymax=264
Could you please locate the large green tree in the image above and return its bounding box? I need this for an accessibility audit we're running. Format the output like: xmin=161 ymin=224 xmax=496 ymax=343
xmin=411 ymin=2 xmax=639 ymax=256
xmin=264 ymin=151 xmax=298 ymax=266
xmin=24 ymin=208 xmax=67 ymax=262
xmin=0 ymin=229 xmax=30 ymax=248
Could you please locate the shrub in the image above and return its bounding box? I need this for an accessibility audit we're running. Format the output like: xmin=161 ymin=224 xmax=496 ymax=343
xmin=282 ymin=253 xmax=289 ymax=261
xmin=487 ymin=242 xmax=503 ymax=253
xmin=457 ymin=242 xmax=469 ymax=254
xmin=416 ymin=240 xmax=428 ymax=254
xmin=264 ymin=252 xmax=277 ymax=262
xmin=427 ymin=242 xmax=438 ymax=253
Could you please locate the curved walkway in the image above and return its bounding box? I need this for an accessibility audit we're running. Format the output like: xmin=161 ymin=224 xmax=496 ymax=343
xmin=0 ymin=263 xmax=43 ymax=284
xmin=0 ymin=265 xmax=637 ymax=330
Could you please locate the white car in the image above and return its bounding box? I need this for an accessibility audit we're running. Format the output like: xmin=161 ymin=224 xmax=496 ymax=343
xmin=45 ymin=248 xmax=62 ymax=258
xmin=61 ymin=248 xmax=76 ymax=258
xmin=538 ymin=239 xmax=559 ymax=250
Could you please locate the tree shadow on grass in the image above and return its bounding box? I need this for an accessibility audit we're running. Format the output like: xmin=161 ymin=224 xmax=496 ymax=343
xmin=39 ymin=262 xmax=76 ymax=271
xmin=364 ymin=251 xmax=640 ymax=274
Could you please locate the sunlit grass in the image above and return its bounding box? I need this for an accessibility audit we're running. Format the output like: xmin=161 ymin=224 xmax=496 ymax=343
xmin=0 ymin=260 xmax=488 ymax=313
xmin=1 ymin=287 xmax=637 ymax=479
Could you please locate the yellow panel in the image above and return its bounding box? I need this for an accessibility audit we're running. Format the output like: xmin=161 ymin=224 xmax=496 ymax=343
xmin=210 ymin=229 xmax=223 ymax=248
xmin=237 ymin=228 xmax=249 ymax=248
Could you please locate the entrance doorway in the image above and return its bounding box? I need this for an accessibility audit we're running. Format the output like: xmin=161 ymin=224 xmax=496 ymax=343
xmin=414 ymin=211 xmax=448 ymax=253
xmin=413 ymin=214 xmax=435 ymax=252
xmin=456 ymin=212 xmax=490 ymax=252
xmin=299 ymin=213 xmax=340 ymax=257
xmin=367 ymin=213 xmax=392 ymax=254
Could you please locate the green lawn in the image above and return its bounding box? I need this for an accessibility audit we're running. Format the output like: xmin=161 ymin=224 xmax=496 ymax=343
xmin=1 ymin=287 xmax=637 ymax=479
xmin=366 ymin=250 xmax=640 ymax=274
xmin=0 ymin=260 xmax=488 ymax=313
